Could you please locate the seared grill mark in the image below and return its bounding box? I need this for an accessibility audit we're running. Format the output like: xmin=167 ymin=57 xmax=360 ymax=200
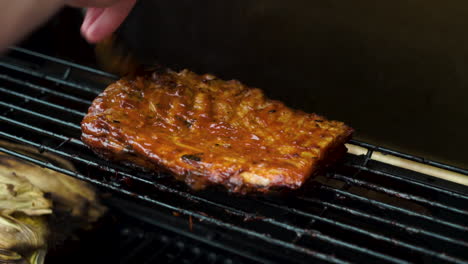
xmin=81 ymin=69 xmax=353 ymax=193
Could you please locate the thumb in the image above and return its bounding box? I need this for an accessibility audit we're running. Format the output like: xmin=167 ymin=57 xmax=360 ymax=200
xmin=81 ymin=0 xmax=136 ymax=43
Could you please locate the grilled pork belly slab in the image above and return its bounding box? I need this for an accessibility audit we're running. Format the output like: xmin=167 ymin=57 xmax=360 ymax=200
xmin=81 ymin=70 xmax=353 ymax=193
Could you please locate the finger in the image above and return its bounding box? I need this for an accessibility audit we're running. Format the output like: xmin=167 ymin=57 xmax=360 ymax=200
xmin=67 ymin=0 xmax=120 ymax=8
xmin=81 ymin=0 xmax=136 ymax=43
xmin=81 ymin=7 xmax=105 ymax=33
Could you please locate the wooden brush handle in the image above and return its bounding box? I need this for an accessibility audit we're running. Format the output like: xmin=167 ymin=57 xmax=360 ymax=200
xmin=346 ymin=144 xmax=468 ymax=186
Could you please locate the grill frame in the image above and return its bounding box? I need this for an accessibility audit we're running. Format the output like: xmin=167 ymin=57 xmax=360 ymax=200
xmin=0 ymin=46 xmax=467 ymax=264
xmin=47 ymin=194 xmax=254 ymax=264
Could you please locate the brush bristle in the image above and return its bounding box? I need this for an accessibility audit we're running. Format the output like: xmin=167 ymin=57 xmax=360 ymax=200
xmin=95 ymin=35 xmax=140 ymax=76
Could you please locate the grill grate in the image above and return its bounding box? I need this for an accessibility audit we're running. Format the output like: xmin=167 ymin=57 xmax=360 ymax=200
xmin=46 ymin=195 xmax=251 ymax=264
xmin=1 ymin=47 xmax=468 ymax=264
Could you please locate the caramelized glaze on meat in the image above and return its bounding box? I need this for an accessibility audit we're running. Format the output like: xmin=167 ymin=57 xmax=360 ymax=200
xmin=81 ymin=70 xmax=353 ymax=193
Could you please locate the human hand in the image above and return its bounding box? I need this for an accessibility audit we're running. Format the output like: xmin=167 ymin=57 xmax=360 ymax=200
xmin=68 ymin=0 xmax=137 ymax=43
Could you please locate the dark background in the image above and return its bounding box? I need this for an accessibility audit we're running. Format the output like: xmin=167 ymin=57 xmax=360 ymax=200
xmin=22 ymin=0 xmax=468 ymax=168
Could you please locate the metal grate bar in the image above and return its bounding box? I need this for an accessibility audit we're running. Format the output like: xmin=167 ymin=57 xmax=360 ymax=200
xmin=330 ymin=173 xmax=468 ymax=216
xmin=0 ymin=121 xmax=155 ymax=188
xmin=319 ymin=185 xmax=468 ymax=231
xmin=303 ymin=197 xmax=468 ymax=248
xmin=349 ymin=140 xmax=468 ymax=175
xmin=0 ymin=115 xmax=84 ymax=146
xmin=126 ymin=204 xmax=275 ymax=264
xmin=259 ymin=199 xmax=468 ymax=263
xmin=0 ymin=101 xmax=81 ymax=130
xmin=345 ymin=162 xmax=468 ymax=200
xmin=222 ymin=193 xmax=467 ymax=261
xmin=0 ymin=86 xmax=85 ymax=117
xmin=0 ymin=145 xmax=349 ymax=264
xmin=0 ymin=61 xmax=101 ymax=95
xmin=9 ymin=46 xmax=118 ymax=79
xmin=0 ymin=74 xmax=92 ymax=104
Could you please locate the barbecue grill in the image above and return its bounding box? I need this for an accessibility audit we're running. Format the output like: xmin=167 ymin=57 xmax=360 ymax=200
xmin=0 ymin=45 xmax=467 ymax=264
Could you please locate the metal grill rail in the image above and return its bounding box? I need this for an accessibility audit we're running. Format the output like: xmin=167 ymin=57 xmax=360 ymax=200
xmin=1 ymin=47 xmax=467 ymax=264
xmin=47 ymin=199 xmax=250 ymax=264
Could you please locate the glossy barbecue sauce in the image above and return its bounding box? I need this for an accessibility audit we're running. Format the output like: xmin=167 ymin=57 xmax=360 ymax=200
xmin=81 ymin=70 xmax=353 ymax=193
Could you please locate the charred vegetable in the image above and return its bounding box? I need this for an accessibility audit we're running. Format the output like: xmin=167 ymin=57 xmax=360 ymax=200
xmin=0 ymin=141 xmax=106 ymax=264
